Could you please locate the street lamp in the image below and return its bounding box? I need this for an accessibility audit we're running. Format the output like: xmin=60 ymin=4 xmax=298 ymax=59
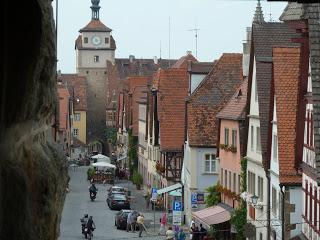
xmin=251 ymin=194 xmax=259 ymax=205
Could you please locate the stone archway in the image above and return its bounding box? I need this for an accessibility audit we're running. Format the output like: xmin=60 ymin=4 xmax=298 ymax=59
xmin=1 ymin=1 xmax=68 ymax=239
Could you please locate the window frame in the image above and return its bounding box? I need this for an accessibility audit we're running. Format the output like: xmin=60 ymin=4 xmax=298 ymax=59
xmin=84 ymin=37 xmax=88 ymax=43
xmin=256 ymin=126 xmax=261 ymax=153
xmin=258 ymin=176 xmax=263 ymax=201
xmin=224 ymin=128 xmax=229 ymax=145
xmin=73 ymin=128 xmax=79 ymax=137
xmin=232 ymin=129 xmax=237 ymax=147
xmin=273 ymin=134 xmax=278 ymax=161
xmin=251 ymin=126 xmax=254 ymax=151
xmin=105 ymin=37 xmax=109 ymax=44
xmin=204 ymin=154 xmax=217 ymax=173
xmin=272 ymin=186 xmax=277 ymax=216
xmin=74 ymin=113 xmax=81 ymax=121
xmin=94 ymin=55 xmax=99 ymax=63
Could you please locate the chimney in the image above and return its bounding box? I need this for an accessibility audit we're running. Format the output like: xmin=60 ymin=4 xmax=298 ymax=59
xmin=186 ymin=51 xmax=192 ymax=55
xmin=57 ymin=70 xmax=62 ymax=76
xmin=242 ymin=27 xmax=252 ymax=77
xmin=153 ymin=56 xmax=158 ymax=64
xmin=129 ymin=55 xmax=135 ymax=63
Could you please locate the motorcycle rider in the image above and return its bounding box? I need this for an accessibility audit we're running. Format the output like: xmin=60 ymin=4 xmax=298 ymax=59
xmin=89 ymin=183 xmax=97 ymax=199
xmin=86 ymin=216 xmax=95 ymax=238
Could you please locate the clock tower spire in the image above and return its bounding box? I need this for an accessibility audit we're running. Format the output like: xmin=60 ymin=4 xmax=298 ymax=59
xmin=91 ymin=0 xmax=101 ymax=20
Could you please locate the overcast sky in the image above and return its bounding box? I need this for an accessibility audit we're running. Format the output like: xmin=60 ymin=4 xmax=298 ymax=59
xmin=52 ymin=0 xmax=287 ymax=73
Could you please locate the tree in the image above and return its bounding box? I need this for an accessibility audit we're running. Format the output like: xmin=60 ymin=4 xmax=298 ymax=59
xmin=128 ymin=129 xmax=138 ymax=175
xmin=104 ymin=127 xmax=117 ymax=146
xmin=205 ymin=184 xmax=221 ymax=207
xmin=230 ymin=158 xmax=247 ymax=239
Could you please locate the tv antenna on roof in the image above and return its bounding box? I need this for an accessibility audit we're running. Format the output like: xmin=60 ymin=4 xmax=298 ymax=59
xmin=188 ymin=27 xmax=200 ymax=58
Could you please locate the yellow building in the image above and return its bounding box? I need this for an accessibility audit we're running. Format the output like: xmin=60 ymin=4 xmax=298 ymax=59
xmin=73 ymin=110 xmax=86 ymax=144
xmin=58 ymin=74 xmax=87 ymax=152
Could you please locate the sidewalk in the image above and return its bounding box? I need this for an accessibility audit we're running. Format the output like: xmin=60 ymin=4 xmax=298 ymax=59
xmin=115 ymin=179 xmax=190 ymax=235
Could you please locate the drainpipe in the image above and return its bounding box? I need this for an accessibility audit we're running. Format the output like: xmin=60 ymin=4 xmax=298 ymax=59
xmin=266 ymin=170 xmax=271 ymax=240
xmin=280 ymin=184 xmax=285 ymax=240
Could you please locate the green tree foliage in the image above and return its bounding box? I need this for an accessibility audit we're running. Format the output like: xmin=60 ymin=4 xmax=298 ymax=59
xmin=104 ymin=127 xmax=117 ymax=146
xmin=132 ymin=170 xmax=143 ymax=186
xmin=230 ymin=158 xmax=247 ymax=239
xmin=128 ymin=130 xmax=138 ymax=174
xmin=205 ymin=184 xmax=221 ymax=207
xmin=87 ymin=167 xmax=95 ymax=180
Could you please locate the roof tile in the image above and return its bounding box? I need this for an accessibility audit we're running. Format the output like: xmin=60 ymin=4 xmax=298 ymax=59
xmin=188 ymin=53 xmax=243 ymax=147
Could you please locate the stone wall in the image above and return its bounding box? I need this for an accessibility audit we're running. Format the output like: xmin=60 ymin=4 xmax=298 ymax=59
xmin=1 ymin=0 xmax=68 ymax=239
xmin=78 ymin=68 xmax=108 ymax=152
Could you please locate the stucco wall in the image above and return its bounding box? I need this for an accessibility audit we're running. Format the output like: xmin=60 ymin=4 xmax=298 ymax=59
xmin=219 ymin=119 xmax=241 ymax=173
xmin=73 ymin=111 xmax=86 ymax=144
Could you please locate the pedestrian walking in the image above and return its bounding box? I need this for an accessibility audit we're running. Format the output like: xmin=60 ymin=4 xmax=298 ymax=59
xmin=189 ymin=221 xmax=195 ymax=240
xmin=191 ymin=223 xmax=199 ymax=240
xmin=165 ymin=226 xmax=174 ymax=240
xmin=199 ymin=224 xmax=207 ymax=240
xmin=158 ymin=212 xmax=167 ymax=235
xmin=127 ymin=211 xmax=135 ymax=232
xmin=137 ymin=214 xmax=146 ymax=237
xmin=177 ymin=228 xmax=186 ymax=240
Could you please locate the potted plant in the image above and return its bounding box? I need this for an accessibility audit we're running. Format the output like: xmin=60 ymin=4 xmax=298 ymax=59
xmin=219 ymin=143 xmax=227 ymax=150
xmin=132 ymin=170 xmax=143 ymax=190
xmin=230 ymin=145 xmax=237 ymax=153
xmin=87 ymin=167 xmax=95 ymax=180
xmin=204 ymin=225 xmax=218 ymax=240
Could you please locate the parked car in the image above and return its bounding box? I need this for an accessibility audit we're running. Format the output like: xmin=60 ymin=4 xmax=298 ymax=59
xmin=107 ymin=193 xmax=130 ymax=210
xmin=114 ymin=210 xmax=140 ymax=230
xmin=108 ymin=186 xmax=126 ymax=193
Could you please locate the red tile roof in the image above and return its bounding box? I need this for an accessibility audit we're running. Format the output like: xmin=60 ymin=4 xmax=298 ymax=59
xmin=172 ymin=53 xmax=197 ymax=69
xmin=79 ymin=19 xmax=112 ymax=32
xmin=216 ymin=79 xmax=248 ymax=120
xmin=187 ymin=53 xmax=243 ymax=147
xmin=153 ymin=68 xmax=189 ymax=151
xmin=273 ymin=47 xmax=302 ymax=184
xmin=127 ymin=76 xmax=150 ymax=136
xmin=251 ymin=22 xmax=301 ymax=171
xmin=58 ymin=74 xmax=87 ymax=111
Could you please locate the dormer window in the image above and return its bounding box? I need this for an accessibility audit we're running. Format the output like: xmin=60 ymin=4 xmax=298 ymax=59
xmin=105 ymin=37 xmax=109 ymax=44
xmin=84 ymin=37 xmax=88 ymax=43
xmin=94 ymin=55 xmax=99 ymax=62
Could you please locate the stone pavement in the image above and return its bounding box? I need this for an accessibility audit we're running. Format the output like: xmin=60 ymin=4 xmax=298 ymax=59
xmin=59 ymin=166 xmax=189 ymax=240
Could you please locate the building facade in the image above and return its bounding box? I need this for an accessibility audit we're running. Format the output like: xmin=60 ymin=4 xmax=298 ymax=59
xmin=75 ymin=0 xmax=116 ymax=153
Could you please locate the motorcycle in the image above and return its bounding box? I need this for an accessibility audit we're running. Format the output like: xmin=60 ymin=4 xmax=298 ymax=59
xmin=80 ymin=215 xmax=88 ymax=238
xmin=80 ymin=214 xmax=95 ymax=239
xmin=89 ymin=190 xmax=97 ymax=201
xmin=86 ymin=227 xmax=94 ymax=240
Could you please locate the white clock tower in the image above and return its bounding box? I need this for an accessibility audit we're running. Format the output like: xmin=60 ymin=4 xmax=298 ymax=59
xmin=75 ymin=0 xmax=116 ymax=72
xmin=75 ymin=0 xmax=116 ymax=151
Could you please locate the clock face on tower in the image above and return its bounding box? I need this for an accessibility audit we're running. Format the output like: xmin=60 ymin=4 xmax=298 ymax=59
xmin=92 ymin=36 xmax=101 ymax=46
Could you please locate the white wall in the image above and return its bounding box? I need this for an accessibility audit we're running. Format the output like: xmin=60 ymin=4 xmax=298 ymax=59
xmin=82 ymin=32 xmax=111 ymax=49
xmin=290 ymin=187 xmax=302 ymax=237
xmin=77 ymin=49 xmax=115 ymax=69
xmin=246 ymin=57 xmax=267 ymax=240
xmin=190 ymin=74 xmax=207 ymax=94
xmin=270 ymin=98 xmax=281 ymax=239
xmin=182 ymin=138 xmax=218 ymax=225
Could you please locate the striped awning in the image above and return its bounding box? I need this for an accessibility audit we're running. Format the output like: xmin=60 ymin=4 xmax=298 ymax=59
xmin=191 ymin=204 xmax=231 ymax=227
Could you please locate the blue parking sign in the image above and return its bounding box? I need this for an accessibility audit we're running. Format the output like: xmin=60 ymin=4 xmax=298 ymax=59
xmin=191 ymin=193 xmax=197 ymax=204
xmin=173 ymin=201 xmax=182 ymax=211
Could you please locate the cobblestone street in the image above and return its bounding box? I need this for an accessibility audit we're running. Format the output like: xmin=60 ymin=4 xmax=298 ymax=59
xmin=59 ymin=167 xmax=165 ymax=240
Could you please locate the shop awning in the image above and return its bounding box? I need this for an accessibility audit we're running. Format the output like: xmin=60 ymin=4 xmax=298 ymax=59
xmin=157 ymin=183 xmax=182 ymax=195
xmin=191 ymin=204 xmax=232 ymax=228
